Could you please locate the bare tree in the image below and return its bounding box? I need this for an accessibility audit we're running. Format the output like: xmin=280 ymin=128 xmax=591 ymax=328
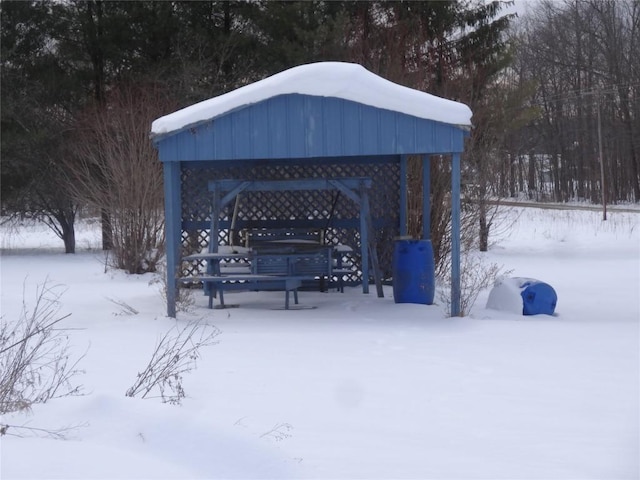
xmin=515 ymin=0 xmax=640 ymax=204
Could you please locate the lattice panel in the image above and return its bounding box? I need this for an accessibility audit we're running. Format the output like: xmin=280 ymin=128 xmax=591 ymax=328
xmin=181 ymin=168 xmax=211 ymax=224
xmin=180 ymin=160 xmax=400 ymax=284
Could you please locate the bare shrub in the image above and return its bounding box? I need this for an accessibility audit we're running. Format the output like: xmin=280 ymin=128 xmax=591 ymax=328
xmin=260 ymin=422 xmax=294 ymax=442
xmin=65 ymin=82 xmax=178 ymax=274
xmin=0 ymin=422 xmax=88 ymax=440
xmin=105 ymin=297 xmax=139 ymax=316
xmin=126 ymin=321 xmax=220 ymax=405
xmin=438 ymin=250 xmax=512 ymax=317
xmin=0 ymin=281 xmax=84 ymax=417
xmin=149 ymin=263 xmax=195 ymax=314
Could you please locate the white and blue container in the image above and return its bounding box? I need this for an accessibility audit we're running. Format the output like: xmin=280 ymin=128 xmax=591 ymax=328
xmin=487 ymin=277 xmax=558 ymax=316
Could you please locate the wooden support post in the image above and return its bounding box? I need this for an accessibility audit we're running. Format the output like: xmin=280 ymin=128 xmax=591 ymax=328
xmin=400 ymin=155 xmax=408 ymax=237
xmin=209 ymin=189 xmax=221 ymax=255
xmin=208 ymin=188 xmax=223 ymax=306
xmin=360 ymin=188 xmax=370 ymax=294
xmin=451 ymin=153 xmax=461 ymax=316
xmin=362 ymin=187 xmax=384 ymax=298
xmin=423 ymin=155 xmax=431 ymax=240
xmin=163 ymin=162 xmax=181 ymax=318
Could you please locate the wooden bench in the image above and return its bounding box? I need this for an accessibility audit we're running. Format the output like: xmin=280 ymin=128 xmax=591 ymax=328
xmin=180 ymin=247 xmax=332 ymax=310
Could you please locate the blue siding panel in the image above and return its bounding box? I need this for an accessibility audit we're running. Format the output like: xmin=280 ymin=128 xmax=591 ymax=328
xmin=268 ymin=97 xmax=288 ymax=158
xmin=232 ymin=107 xmax=253 ymax=158
xmin=378 ymin=111 xmax=397 ymax=152
xmin=342 ymin=102 xmax=362 ymax=156
xmin=251 ymin=104 xmax=270 ymax=158
xmin=157 ymin=136 xmax=173 ymax=162
xmin=429 ymin=122 xmax=446 ymax=153
xmin=323 ymin=99 xmax=344 ymax=156
xmin=179 ymin=131 xmax=197 ymax=160
xmin=288 ymin=97 xmax=306 ymax=155
xmin=304 ymin=96 xmax=323 ymax=156
xmin=214 ymin=117 xmax=232 ymax=159
xmin=395 ymin=114 xmax=416 ymax=154
xmin=360 ymin=107 xmax=379 ymax=155
xmin=154 ymin=93 xmax=468 ymax=162
xmin=204 ymin=122 xmax=216 ymax=159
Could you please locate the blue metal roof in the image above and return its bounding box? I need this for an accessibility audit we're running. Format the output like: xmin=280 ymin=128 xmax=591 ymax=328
xmin=154 ymin=94 xmax=468 ymax=163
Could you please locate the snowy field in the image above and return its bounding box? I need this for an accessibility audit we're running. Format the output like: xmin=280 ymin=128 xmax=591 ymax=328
xmin=1 ymin=206 xmax=638 ymax=479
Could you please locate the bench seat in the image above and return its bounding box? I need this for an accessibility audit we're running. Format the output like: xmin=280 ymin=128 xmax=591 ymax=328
xmin=242 ymin=228 xmax=324 ymax=249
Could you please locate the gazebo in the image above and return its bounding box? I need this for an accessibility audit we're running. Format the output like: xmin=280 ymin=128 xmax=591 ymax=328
xmin=151 ymin=62 xmax=472 ymax=318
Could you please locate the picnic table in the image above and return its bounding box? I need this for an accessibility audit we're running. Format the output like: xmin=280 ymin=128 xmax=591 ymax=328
xmin=180 ymin=245 xmax=342 ymax=309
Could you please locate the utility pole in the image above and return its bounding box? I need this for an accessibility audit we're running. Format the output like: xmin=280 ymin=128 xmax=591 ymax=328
xmin=597 ymin=90 xmax=607 ymax=221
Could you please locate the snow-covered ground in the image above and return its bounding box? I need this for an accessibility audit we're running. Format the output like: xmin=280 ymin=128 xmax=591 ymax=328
xmin=1 ymin=206 xmax=638 ymax=479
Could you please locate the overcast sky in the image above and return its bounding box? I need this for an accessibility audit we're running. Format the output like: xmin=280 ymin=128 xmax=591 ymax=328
xmin=506 ymin=0 xmax=540 ymax=17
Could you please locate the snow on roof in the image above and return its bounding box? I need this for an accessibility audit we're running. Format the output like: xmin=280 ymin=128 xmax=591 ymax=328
xmin=151 ymin=62 xmax=472 ymax=137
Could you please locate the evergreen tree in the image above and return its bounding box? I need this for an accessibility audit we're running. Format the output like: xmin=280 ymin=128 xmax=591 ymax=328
xmin=1 ymin=0 xmax=81 ymax=252
xmin=248 ymin=0 xmax=350 ymax=77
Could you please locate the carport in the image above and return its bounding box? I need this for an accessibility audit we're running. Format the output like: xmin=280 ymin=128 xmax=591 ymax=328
xmin=151 ymin=62 xmax=472 ymax=317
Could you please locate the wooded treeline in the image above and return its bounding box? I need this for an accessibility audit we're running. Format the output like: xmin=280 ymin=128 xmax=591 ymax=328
xmin=1 ymin=0 xmax=638 ymax=265
xmin=508 ymin=0 xmax=640 ymax=205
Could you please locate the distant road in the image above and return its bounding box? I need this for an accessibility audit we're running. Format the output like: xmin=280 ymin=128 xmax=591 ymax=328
xmin=486 ymin=200 xmax=640 ymax=213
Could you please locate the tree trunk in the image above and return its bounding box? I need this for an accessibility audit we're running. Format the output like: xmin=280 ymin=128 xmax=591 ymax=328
xmin=527 ymin=153 xmax=536 ymax=200
xmin=477 ymin=171 xmax=489 ymax=252
xmin=101 ymin=208 xmax=113 ymax=250
xmin=508 ymin=153 xmax=517 ymax=198
xmin=85 ymin=0 xmax=105 ymax=104
xmin=62 ymin=225 xmax=76 ymax=254
xmin=479 ymin=201 xmax=489 ymax=252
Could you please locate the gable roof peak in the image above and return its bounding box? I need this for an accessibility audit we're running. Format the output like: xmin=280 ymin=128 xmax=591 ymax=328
xmin=151 ymin=62 xmax=472 ymax=138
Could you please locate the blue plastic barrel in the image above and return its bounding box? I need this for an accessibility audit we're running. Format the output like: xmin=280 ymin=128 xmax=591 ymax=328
xmin=392 ymin=239 xmax=435 ymax=305
xmin=520 ymin=281 xmax=557 ymax=315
